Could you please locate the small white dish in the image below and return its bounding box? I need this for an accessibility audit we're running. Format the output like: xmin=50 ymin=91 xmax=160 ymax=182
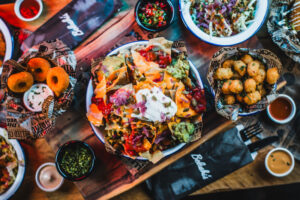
xmin=23 ymin=83 xmax=54 ymax=112
xmin=14 ymin=0 xmax=43 ymax=22
xmin=265 ymin=147 xmax=295 ymax=177
xmin=267 ymin=94 xmax=296 ymax=124
xmin=35 ymin=162 xmax=64 ymax=192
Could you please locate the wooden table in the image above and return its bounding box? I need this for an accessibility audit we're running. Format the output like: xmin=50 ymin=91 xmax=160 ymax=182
xmin=0 ymin=0 xmax=299 ymax=200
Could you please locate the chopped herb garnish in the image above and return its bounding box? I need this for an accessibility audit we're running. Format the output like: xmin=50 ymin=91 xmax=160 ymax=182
xmin=183 ymin=108 xmax=189 ymax=112
xmin=163 ymin=102 xmax=171 ymax=108
xmin=152 ymin=96 xmax=157 ymax=101
xmin=287 ymin=162 xmax=290 ymax=166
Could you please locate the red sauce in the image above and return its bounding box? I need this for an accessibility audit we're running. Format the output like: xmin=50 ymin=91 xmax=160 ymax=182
xmin=20 ymin=0 xmax=40 ymax=19
xmin=269 ymin=97 xmax=292 ymax=120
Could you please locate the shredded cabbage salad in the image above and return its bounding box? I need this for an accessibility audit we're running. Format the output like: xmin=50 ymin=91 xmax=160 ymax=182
xmin=190 ymin=0 xmax=257 ymax=37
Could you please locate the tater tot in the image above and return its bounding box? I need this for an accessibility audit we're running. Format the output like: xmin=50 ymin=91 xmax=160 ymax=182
xmin=215 ymin=68 xmax=233 ymax=80
xmin=247 ymin=61 xmax=260 ymax=77
xmin=243 ymin=91 xmax=261 ymax=105
xmin=253 ymin=68 xmax=266 ymax=84
xmin=222 ymin=80 xmax=231 ymax=94
xmin=229 ymin=80 xmax=243 ymax=94
xmin=222 ymin=60 xmax=234 ymax=68
xmin=241 ymin=54 xmax=253 ymax=64
xmin=257 ymin=84 xmax=267 ymax=97
xmin=232 ymin=71 xmax=242 ymax=79
xmin=233 ymin=60 xmax=247 ymax=76
xmin=258 ymin=61 xmax=265 ymax=70
xmin=244 ymin=78 xmax=257 ymax=93
xmin=236 ymin=94 xmax=244 ymax=103
xmin=266 ymin=67 xmax=279 ymax=84
xmin=224 ymin=95 xmax=235 ymax=105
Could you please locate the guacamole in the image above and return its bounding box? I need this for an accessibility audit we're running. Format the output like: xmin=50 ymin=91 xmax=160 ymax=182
xmin=102 ymin=55 xmax=125 ymax=76
xmin=166 ymin=58 xmax=189 ymax=79
xmin=173 ymin=122 xmax=195 ymax=143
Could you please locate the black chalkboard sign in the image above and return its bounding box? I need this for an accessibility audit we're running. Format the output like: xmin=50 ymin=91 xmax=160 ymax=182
xmin=21 ymin=0 xmax=122 ymax=51
xmin=146 ymin=128 xmax=253 ymax=200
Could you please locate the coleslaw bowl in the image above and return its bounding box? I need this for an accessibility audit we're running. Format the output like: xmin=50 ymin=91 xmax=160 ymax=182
xmin=179 ymin=0 xmax=269 ymax=46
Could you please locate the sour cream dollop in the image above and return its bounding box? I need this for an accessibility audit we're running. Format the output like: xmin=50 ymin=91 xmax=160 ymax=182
xmin=23 ymin=84 xmax=54 ymax=112
xmin=132 ymin=87 xmax=177 ymax=122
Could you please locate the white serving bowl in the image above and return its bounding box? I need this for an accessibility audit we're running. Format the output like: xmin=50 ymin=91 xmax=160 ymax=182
xmin=14 ymin=0 xmax=43 ymax=22
xmin=265 ymin=147 xmax=295 ymax=177
xmin=35 ymin=162 xmax=64 ymax=192
xmin=0 ymin=128 xmax=26 ymax=200
xmin=267 ymin=94 xmax=296 ymax=124
xmin=179 ymin=0 xmax=269 ymax=46
xmin=0 ymin=18 xmax=13 ymax=71
xmin=86 ymin=41 xmax=204 ymax=160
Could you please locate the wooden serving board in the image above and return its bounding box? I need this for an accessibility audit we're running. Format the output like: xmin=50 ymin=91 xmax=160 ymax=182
xmin=44 ymin=1 xmax=265 ymax=199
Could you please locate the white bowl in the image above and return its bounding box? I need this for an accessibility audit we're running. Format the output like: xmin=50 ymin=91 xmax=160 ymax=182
xmin=265 ymin=147 xmax=295 ymax=177
xmin=23 ymin=83 xmax=54 ymax=113
xmin=86 ymin=41 xmax=204 ymax=160
xmin=0 ymin=18 xmax=13 ymax=71
xmin=179 ymin=0 xmax=269 ymax=46
xmin=0 ymin=128 xmax=26 ymax=200
xmin=14 ymin=0 xmax=43 ymax=22
xmin=267 ymin=94 xmax=296 ymax=124
xmin=35 ymin=162 xmax=64 ymax=192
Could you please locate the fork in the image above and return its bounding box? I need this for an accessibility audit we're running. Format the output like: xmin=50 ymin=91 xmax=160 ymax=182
xmin=240 ymin=122 xmax=263 ymax=142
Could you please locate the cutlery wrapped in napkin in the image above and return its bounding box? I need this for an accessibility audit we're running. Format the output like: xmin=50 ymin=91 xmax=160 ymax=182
xmin=21 ymin=0 xmax=122 ymax=51
xmin=146 ymin=127 xmax=253 ymax=200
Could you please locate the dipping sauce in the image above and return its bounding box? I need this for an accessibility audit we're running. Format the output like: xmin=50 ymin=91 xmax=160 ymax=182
xmin=138 ymin=1 xmax=169 ymax=29
xmin=267 ymin=150 xmax=292 ymax=174
xmin=269 ymin=97 xmax=292 ymax=120
xmin=20 ymin=0 xmax=40 ymax=19
xmin=23 ymin=84 xmax=53 ymax=112
xmin=38 ymin=165 xmax=63 ymax=190
xmin=58 ymin=142 xmax=94 ymax=178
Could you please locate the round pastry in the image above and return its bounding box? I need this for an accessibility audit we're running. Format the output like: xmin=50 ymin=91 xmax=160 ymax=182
xmin=27 ymin=57 xmax=51 ymax=82
xmin=253 ymin=68 xmax=266 ymax=84
xmin=46 ymin=67 xmax=69 ymax=97
xmin=7 ymin=72 xmax=34 ymax=93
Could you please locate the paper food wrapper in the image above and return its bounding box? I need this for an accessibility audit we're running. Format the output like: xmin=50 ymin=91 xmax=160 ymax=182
xmin=267 ymin=0 xmax=300 ymax=63
xmin=89 ymin=38 xmax=203 ymax=163
xmin=207 ymin=48 xmax=283 ymax=121
xmin=0 ymin=39 xmax=77 ymax=139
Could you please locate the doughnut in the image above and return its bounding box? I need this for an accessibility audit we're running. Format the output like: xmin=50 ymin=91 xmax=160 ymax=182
xmin=46 ymin=66 xmax=69 ymax=97
xmin=27 ymin=57 xmax=51 ymax=82
xmin=7 ymin=72 xmax=34 ymax=93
